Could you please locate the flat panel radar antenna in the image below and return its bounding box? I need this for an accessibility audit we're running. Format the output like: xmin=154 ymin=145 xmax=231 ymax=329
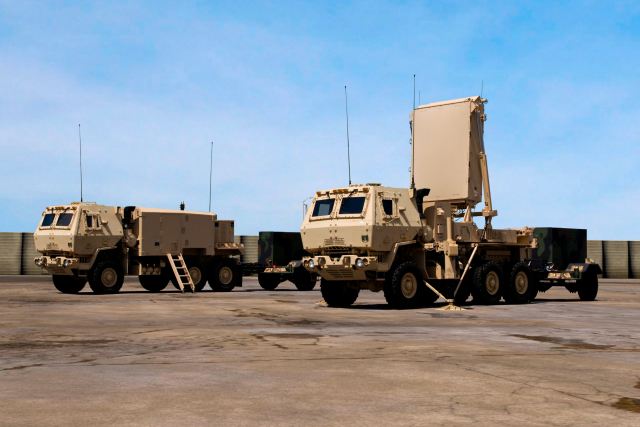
xmin=344 ymin=85 xmax=352 ymax=186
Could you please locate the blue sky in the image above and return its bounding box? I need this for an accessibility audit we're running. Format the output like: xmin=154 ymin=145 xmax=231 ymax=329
xmin=1 ymin=1 xmax=639 ymax=239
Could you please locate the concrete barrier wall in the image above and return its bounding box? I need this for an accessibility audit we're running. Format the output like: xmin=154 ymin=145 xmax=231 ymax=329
xmin=0 ymin=232 xmax=637 ymax=278
xmin=629 ymin=241 xmax=640 ymax=280
xmin=240 ymin=235 xmax=259 ymax=264
xmin=0 ymin=233 xmax=22 ymax=275
xmin=602 ymin=241 xmax=629 ymax=279
xmin=21 ymin=233 xmax=46 ymax=275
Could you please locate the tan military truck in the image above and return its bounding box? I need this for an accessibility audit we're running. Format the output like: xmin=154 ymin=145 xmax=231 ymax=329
xmin=34 ymin=203 xmax=243 ymax=294
xmin=301 ymin=96 xmax=601 ymax=308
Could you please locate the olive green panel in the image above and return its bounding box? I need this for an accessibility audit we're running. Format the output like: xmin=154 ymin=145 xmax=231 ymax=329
xmin=532 ymin=228 xmax=587 ymax=270
xmin=258 ymin=231 xmax=305 ymax=266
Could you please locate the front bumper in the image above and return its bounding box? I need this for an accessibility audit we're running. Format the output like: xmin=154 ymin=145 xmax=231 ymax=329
xmin=303 ymin=255 xmax=379 ymax=281
xmin=34 ymin=255 xmax=79 ymax=274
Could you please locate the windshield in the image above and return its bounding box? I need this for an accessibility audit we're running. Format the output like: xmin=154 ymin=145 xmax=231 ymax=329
xmin=41 ymin=213 xmax=55 ymax=227
xmin=339 ymin=197 xmax=366 ymax=215
xmin=55 ymin=213 xmax=74 ymax=227
xmin=312 ymin=199 xmax=335 ymax=217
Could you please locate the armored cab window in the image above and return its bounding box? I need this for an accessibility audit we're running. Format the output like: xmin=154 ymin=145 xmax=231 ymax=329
xmin=41 ymin=213 xmax=55 ymax=227
xmin=382 ymin=199 xmax=394 ymax=216
xmin=55 ymin=213 xmax=74 ymax=227
xmin=85 ymin=214 xmax=93 ymax=228
xmin=312 ymin=199 xmax=335 ymax=217
xmin=339 ymin=197 xmax=366 ymax=215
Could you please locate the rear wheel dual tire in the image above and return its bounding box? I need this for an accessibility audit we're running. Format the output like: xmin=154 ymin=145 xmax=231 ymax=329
xmin=320 ymin=279 xmax=360 ymax=307
xmin=170 ymin=260 xmax=208 ymax=292
xmin=210 ymin=259 xmax=240 ymax=292
xmin=52 ymin=275 xmax=87 ymax=294
xmin=88 ymin=260 xmax=124 ymax=294
xmin=504 ymin=262 xmax=535 ymax=304
xmin=471 ymin=262 xmax=503 ymax=305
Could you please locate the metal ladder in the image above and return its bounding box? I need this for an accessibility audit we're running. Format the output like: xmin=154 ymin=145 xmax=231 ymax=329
xmin=166 ymin=253 xmax=195 ymax=292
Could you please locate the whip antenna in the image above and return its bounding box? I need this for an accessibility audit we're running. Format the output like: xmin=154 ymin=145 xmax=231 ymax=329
xmin=78 ymin=124 xmax=83 ymax=202
xmin=208 ymin=141 xmax=213 ymax=212
xmin=410 ymin=74 xmax=416 ymax=189
xmin=344 ymin=85 xmax=352 ymax=186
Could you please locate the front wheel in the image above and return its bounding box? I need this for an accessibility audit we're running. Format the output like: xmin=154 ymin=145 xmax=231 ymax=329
xmin=210 ymin=259 xmax=240 ymax=292
xmin=88 ymin=260 xmax=124 ymax=294
xmin=320 ymin=279 xmax=359 ymax=307
xmin=52 ymin=275 xmax=87 ymax=294
xmin=383 ymin=261 xmax=426 ymax=309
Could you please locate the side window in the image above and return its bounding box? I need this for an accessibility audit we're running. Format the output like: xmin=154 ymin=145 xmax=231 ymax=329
xmin=382 ymin=199 xmax=394 ymax=216
xmin=86 ymin=214 xmax=93 ymax=228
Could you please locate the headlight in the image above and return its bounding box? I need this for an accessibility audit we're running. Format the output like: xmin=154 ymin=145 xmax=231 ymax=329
xmin=308 ymin=259 xmax=315 ymax=269
xmin=63 ymin=260 xmax=69 ymax=267
xmin=355 ymin=258 xmax=365 ymax=269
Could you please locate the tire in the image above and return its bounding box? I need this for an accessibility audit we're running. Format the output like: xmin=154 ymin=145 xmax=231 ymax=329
xmin=320 ymin=279 xmax=360 ymax=307
xmin=258 ymin=272 xmax=281 ymax=290
xmin=171 ymin=261 xmax=207 ymax=292
xmin=578 ymin=271 xmax=598 ymax=301
xmin=471 ymin=262 xmax=503 ymax=305
xmin=88 ymin=260 xmax=124 ymax=294
xmin=139 ymin=275 xmax=169 ymax=292
xmin=292 ymin=268 xmax=317 ymax=291
xmin=210 ymin=258 xmax=240 ymax=292
xmin=52 ymin=275 xmax=86 ymax=294
xmin=504 ymin=262 xmax=534 ymax=304
xmin=383 ymin=261 xmax=426 ymax=309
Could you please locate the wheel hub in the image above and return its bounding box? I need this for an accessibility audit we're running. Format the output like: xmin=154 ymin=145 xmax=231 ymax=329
xmin=514 ymin=271 xmax=529 ymax=294
xmin=400 ymin=272 xmax=418 ymax=299
xmin=485 ymin=271 xmax=500 ymax=295
xmin=101 ymin=268 xmax=118 ymax=288
xmin=189 ymin=267 xmax=202 ymax=285
xmin=219 ymin=266 xmax=233 ymax=285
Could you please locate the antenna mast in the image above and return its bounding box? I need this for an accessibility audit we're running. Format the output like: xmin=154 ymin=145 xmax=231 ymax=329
xmin=78 ymin=124 xmax=83 ymax=202
xmin=208 ymin=141 xmax=213 ymax=212
xmin=410 ymin=74 xmax=416 ymax=189
xmin=344 ymin=85 xmax=352 ymax=186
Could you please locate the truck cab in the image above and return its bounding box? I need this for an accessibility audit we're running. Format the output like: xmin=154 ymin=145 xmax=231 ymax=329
xmin=34 ymin=202 xmax=123 ymax=275
xmin=301 ymin=184 xmax=426 ymax=290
